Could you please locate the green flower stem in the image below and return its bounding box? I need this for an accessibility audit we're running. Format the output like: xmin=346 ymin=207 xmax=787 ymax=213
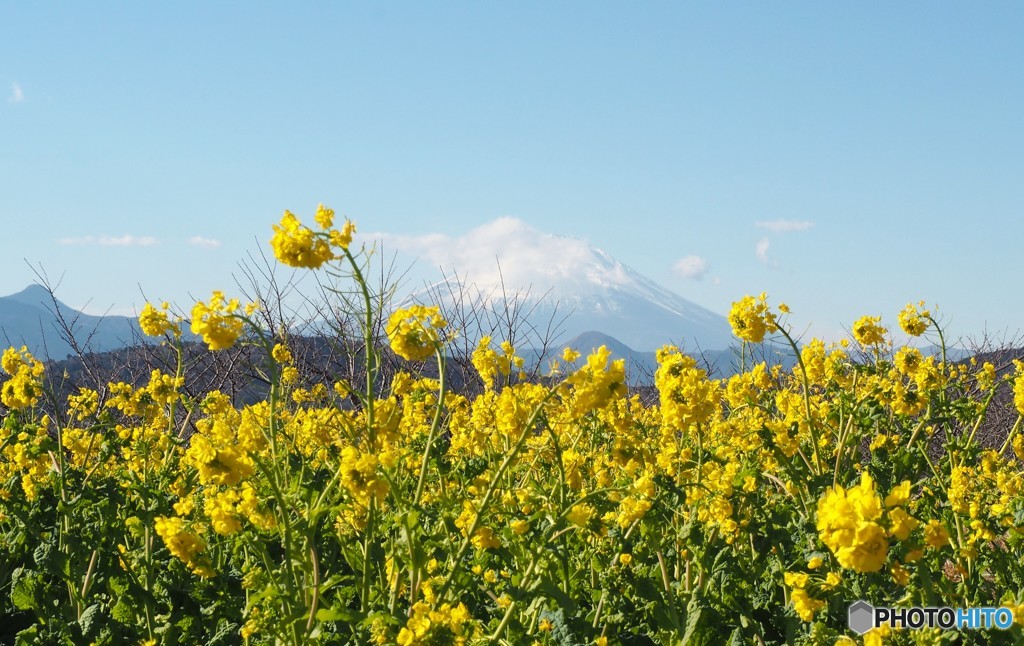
xmin=998 ymin=415 xmax=1023 ymax=457
xmin=775 ymin=324 xmax=824 ymax=476
xmin=359 ymin=500 xmax=377 ymax=611
xmin=342 ymin=246 xmax=378 ymax=447
xmin=413 ymin=349 xmax=448 ymax=507
xmin=487 ymin=552 xmax=541 ymax=642
xmin=435 ymin=392 xmax=557 ymax=607
xmin=958 ymin=387 xmax=1000 ymax=467
xmin=250 ymin=451 xmax=301 ymax=613
xmin=304 ymin=545 xmax=320 ymax=635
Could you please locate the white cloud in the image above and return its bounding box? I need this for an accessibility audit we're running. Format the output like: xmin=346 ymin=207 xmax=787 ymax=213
xmin=188 ymin=236 xmax=221 ymax=248
xmin=102 ymin=235 xmax=158 ymax=247
xmin=363 ymin=217 xmax=634 ymax=295
xmin=58 ymin=235 xmax=159 ymax=247
xmin=755 ymin=237 xmax=773 ymax=265
xmin=755 ymin=219 xmax=815 ymax=233
xmin=8 ymin=82 xmax=23 ymax=103
xmin=672 ymin=255 xmax=709 ymax=280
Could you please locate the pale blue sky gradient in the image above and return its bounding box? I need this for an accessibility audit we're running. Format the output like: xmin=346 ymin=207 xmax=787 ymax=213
xmin=2 ymin=3 xmax=1022 ymax=344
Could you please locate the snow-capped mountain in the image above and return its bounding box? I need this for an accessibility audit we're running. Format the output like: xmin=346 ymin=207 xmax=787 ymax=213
xmin=392 ymin=218 xmax=735 ymax=352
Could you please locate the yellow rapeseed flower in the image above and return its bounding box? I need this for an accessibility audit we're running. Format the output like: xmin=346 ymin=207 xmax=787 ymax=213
xmin=190 ymin=291 xmax=247 ymax=351
xmin=272 ymin=342 xmax=292 ymax=364
xmin=270 ymin=209 xmax=335 ymax=269
xmin=728 ymin=293 xmax=777 ymax=343
xmin=851 ymin=315 xmax=887 ymax=347
xmin=790 ymin=588 xmax=826 ymax=622
xmin=138 ymin=301 xmax=179 ymax=337
xmin=1014 ymin=367 xmax=1024 ymax=416
xmin=898 ymin=302 xmax=930 ymax=336
xmin=386 ymin=305 xmax=447 ymax=362
xmin=1 ymin=347 xmax=44 ymax=410
xmin=923 ymin=519 xmax=950 ymax=549
xmin=816 ymin=472 xmax=890 ymax=573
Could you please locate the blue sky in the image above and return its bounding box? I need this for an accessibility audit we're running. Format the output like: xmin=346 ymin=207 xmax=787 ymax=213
xmin=2 ymin=3 xmax=1022 ymax=345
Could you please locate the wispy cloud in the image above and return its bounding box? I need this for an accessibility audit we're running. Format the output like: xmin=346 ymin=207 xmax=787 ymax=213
xmin=9 ymin=82 xmax=23 ymax=103
xmin=188 ymin=236 xmax=221 ymax=248
xmin=755 ymin=237 xmax=773 ymax=265
xmin=755 ymin=219 xmax=815 ymax=233
xmin=672 ymin=255 xmax=709 ymax=280
xmin=58 ymin=235 xmax=159 ymax=247
xmin=364 ymin=217 xmax=636 ymax=295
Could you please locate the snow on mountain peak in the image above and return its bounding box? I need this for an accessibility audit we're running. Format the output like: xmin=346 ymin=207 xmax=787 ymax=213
xmin=365 ymin=218 xmax=734 ymax=350
xmin=372 ymin=217 xmax=640 ymax=297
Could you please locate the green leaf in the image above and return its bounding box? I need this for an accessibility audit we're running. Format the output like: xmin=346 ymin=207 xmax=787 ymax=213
xmin=681 ymin=596 xmax=705 ymax=644
xmin=110 ymin=598 xmax=135 ymax=624
xmin=79 ymin=603 xmax=103 ymax=638
xmin=206 ymin=619 xmax=239 ymax=646
xmin=11 ymin=567 xmax=40 ymax=611
xmin=107 ymin=575 xmax=129 ymax=598
xmin=14 ymin=626 xmax=39 ymax=646
xmin=316 ymin=606 xmax=365 ymax=623
xmin=631 ymin=576 xmax=663 ymax=604
xmin=680 ymin=595 xmax=721 ymax=645
xmin=32 ymin=541 xmax=54 ymax=568
xmin=534 ymin=579 xmax=576 ymax=614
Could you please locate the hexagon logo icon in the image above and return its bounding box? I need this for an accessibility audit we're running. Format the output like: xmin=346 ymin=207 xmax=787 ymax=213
xmin=848 ymin=600 xmax=875 ymax=635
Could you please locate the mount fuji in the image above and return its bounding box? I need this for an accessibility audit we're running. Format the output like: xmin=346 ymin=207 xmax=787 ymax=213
xmin=388 ymin=218 xmax=735 ymax=352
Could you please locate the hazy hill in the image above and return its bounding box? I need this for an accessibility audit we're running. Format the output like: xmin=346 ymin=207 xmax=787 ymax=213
xmin=0 ymin=285 xmax=143 ymax=360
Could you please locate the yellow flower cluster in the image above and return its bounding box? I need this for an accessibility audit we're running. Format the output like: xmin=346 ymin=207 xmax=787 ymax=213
xmin=270 ymin=204 xmax=355 ymax=269
xmin=188 ymin=409 xmax=260 ymax=485
xmin=153 ymin=516 xmax=214 ymax=577
xmin=897 ymin=301 xmax=930 ymax=336
xmin=563 ymin=345 xmax=627 ymax=418
xmin=386 ymin=305 xmax=448 ymax=361
xmin=655 ymin=346 xmax=720 ymax=430
xmin=1 ymin=346 xmax=45 ymax=411
xmin=339 ymin=445 xmax=388 ymax=508
xmin=728 ymin=292 xmax=777 ymax=343
xmin=396 ymin=601 xmax=474 ymax=645
xmin=190 ymin=290 xmax=252 ymax=351
xmin=816 ymin=473 xmax=918 ymax=573
xmin=471 ymin=336 xmax=523 ymax=390
xmin=138 ymin=301 xmax=180 ymax=337
xmin=1014 ymin=362 xmax=1024 ymax=416
xmin=851 ymin=315 xmax=887 ymax=347
xmin=198 ymin=485 xmax=275 ymax=535
xmin=785 ymin=570 xmax=827 ymax=622
xmin=66 ymin=386 xmax=99 ymax=421
xmin=0 ymin=417 xmax=51 ymax=500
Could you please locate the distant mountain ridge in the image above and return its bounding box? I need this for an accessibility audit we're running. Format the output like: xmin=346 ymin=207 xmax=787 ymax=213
xmin=0 ymin=285 xmax=143 ymax=360
xmin=551 ymin=330 xmax=795 ymax=383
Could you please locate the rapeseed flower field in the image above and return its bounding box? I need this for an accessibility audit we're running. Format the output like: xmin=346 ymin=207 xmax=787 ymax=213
xmin=2 ymin=206 xmax=1024 ymax=645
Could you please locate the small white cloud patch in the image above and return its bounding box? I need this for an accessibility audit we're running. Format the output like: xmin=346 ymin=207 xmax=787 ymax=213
xmin=8 ymin=82 xmax=23 ymax=103
xmin=755 ymin=237 xmax=772 ymax=265
xmin=755 ymin=219 xmax=815 ymax=233
xmin=57 ymin=235 xmax=159 ymax=247
xmin=673 ymin=255 xmax=709 ymax=280
xmin=188 ymin=236 xmax=222 ymax=248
